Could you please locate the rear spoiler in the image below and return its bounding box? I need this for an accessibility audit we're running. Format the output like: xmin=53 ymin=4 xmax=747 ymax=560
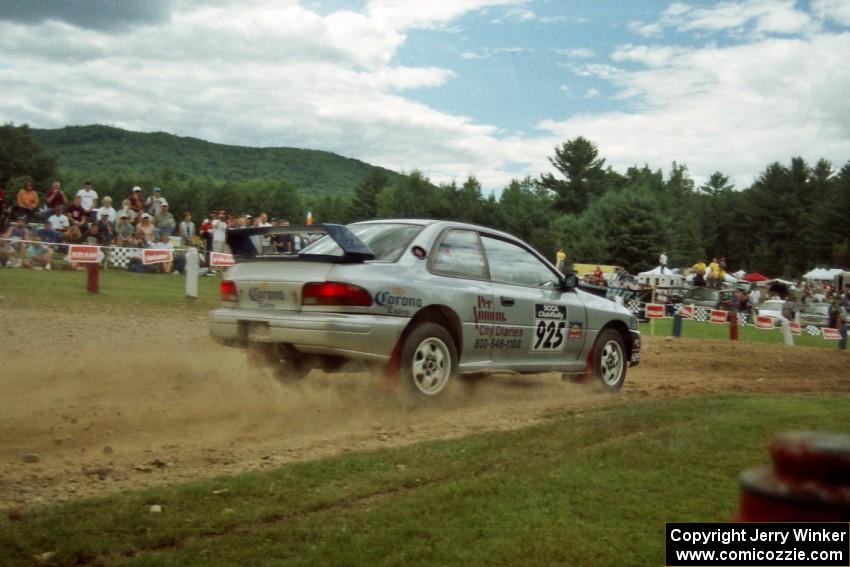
xmin=226 ymin=224 xmax=376 ymax=262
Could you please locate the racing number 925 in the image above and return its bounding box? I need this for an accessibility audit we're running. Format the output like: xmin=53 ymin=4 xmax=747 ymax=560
xmin=534 ymin=319 xmax=565 ymax=351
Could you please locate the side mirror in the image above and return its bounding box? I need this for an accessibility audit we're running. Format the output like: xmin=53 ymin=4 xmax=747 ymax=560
xmin=562 ymin=272 xmax=578 ymax=291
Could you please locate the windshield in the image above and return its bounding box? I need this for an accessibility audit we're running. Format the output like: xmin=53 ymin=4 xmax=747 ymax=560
xmin=300 ymin=223 xmax=423 ymax=262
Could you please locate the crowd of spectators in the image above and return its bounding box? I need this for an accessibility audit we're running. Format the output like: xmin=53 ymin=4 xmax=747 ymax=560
xmin=0 ymin=180 xmax=278 ymax=273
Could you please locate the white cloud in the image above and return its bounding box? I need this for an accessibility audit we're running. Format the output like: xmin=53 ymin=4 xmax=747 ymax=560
xmin=811 ymin=0 xmax=850 ymax=26
xmin=0 ymin=0 xmax=553 ymax=190
xmin=584 ymin=88 xmax=601 ymax=98
xmin=631 ymin=0 xmax=821 ymax=38
xmin=554 ymin=47 xmax=595 ymax=59
xmin=539 ymin=32 xmax=850 ymax=188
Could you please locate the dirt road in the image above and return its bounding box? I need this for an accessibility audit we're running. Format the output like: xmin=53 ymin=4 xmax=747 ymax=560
xmin=1 ymin=309 xmax=848 ymax=509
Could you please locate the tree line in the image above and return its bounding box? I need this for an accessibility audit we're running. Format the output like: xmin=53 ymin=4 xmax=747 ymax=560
xmin=3 ymin=123 xmax=848 ymax=277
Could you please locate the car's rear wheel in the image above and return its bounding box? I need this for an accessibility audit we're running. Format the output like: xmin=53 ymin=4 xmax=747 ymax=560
xmin=398 ymin=323 xmax=457 ymax=400
xmin=245 ymin=344 xmax=310 ymax=384
xmin=592 ymin=329 xmax=626 ymax=392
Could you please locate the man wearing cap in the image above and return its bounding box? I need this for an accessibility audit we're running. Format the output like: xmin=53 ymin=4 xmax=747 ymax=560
xmin=76 ymin=181 xmax=98 ymax=219
xmin=129 ymin=186 xmax=144 ymax=220
xmin=153 ymin=203 xmax=175 ymax=239
xmin=145 ymin=187 xmax=168 ymax=216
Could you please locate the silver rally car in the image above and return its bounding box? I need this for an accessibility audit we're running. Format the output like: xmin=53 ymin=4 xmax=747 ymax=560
xmin=209 ymin=220 xmax=640 ymax=399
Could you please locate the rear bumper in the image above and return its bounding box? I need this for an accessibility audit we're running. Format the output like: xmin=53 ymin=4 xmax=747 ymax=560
xmin=209 ymin=308 xmax=408 ymax=362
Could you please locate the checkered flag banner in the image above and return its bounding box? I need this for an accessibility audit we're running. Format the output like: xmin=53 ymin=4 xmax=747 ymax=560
xmin=737 ymin=312 xmax=748 ymax=327
xmin=806 ymin=325 xmax=822 ymax=336
xmin=627 ymin=299 xmax=642 ymax=314
xmin=692 ymin=306 xmax=710 ymax=322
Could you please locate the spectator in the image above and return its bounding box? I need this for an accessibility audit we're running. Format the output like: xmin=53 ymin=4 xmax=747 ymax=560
xmin=44 ymin=180 xmax=67 ymax=211
xmin=153 ymin=203 xmax=175 ymax=238
xmin=85 ymin=222 xmax=101 ymax=245
xmin=178 ymin=211 xmax=195 ymax=247
xmin=136 ymin=213 xmax=156 ymax=245
xmin=593 ymin=265 xmax=605 ymax=285
xmin=153 ymin=231 xmax=185 ymax=274
xmin=659 ymin=251 xmax=668 ymax=274
xmin=211 ymin=210 xmax=229 ymax=254
xmin=76 ymin=181 xmax=98 ymax=219
xmin=15 ymin=180 xmax=39 ymax=221
xmin=128 ymin=186 xmax=144 ymax=220
xmin=24 ymin=236 xmax=53 ymax=270
xmin=117 ymin=199 xmax=135 ymax=223
xmin=200 ymin=214 xmax=213 ymax=255
xmin=707 ymin=258 xmax=722 ymax=288
xmin=145 ymin=187 xmax=168 ymax=216
xmin=66 ymin=195 xmax=87 ymax=226
xmin=98 ymin=196 xmax=116 ymax=223
xmin=1 ymin=217 xmax=29 ymax=267
xmin=48 ymin=205 xmax=70 ymax=232
xmin=96 ymin=214 xmax=115 ymax=245
xmin=748 ymin=285 xmax=761 ymax=307
xmin=37 ymin=219 xmax=64 ymax=244
xmin=114 ymin=214 xmax=138 ymax=247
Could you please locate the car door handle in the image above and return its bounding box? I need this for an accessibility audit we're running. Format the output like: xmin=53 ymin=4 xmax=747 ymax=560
xmin=500 ymin=296 xmax=515 ymax=306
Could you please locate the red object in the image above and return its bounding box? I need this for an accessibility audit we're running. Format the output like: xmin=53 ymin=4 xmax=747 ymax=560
xmin=142 ymin=248 xmax=173 ymax=265
xmin=210 ymin=252 xmax=235 ymax=267
xmin=822 ymin=327 xmax=842 ymax=340
xmin=729 ymin=313 xmax=738 ymax=341
xmin=86 ymin=263 xmax=99 ymax=294
xmin=709 ymin=309 xmax=728 ymax=324
xmin=736 ymin=432 xmax=850 ymax=522
xmin=789 ymin=321 xmax=801 ymax=336
xmin=219 ymin=280 xmax=238 ymax=302
xmin=755 ymin=315 xmax=774 ymax=329
xmin=301 ymin=282 xmax=373 ymax=307
xmin=742 ymin=272 xmax=769 ymax=282
xmin=68 ymin=245 xmax=99 ymax=263
xmin=645 ymin=303 xmax=665 ymax=319
xmin=678 ymin=305 xmax=694 ymax=319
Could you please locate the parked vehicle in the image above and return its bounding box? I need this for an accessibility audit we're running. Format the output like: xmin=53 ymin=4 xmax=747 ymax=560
xmin=209 ymin=220 xmax=640 ymax=399
xmin=799 ymin=303 xmax=831 ymax=328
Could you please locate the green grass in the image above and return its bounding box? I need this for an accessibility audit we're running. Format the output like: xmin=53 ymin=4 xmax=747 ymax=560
xmin=639 ymin=317 xmax=839 ymax=349
xmin=0 ymin=268 xmax=220 ymax=314
xmin=1 ymin=394 xmax=848 ymax=566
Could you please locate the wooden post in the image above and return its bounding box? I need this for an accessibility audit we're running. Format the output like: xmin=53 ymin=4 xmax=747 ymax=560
xmin=86 ymin=262 xmax=99 ymax=294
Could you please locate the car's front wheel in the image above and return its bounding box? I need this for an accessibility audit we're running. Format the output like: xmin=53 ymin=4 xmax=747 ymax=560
xmin=592 ymin=329 xmax=627 ymax=392
xmin=398 ymin=322 xmax=457 ymax=400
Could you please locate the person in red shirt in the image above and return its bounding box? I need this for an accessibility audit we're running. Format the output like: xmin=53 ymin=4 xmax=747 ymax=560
xmin=65 ymin=195 xmax=87 ymax=226
xmin=44 ymin=180 xmax=67 ymax=210
xmin=128 ymin=186 xmax=144 ymax=221
xmin=593 ymin=265 xmax=605 ymax=285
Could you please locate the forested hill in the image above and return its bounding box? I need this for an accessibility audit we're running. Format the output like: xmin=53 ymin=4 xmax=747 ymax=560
xmin=31 ymin=125 xmax=399 ymax=196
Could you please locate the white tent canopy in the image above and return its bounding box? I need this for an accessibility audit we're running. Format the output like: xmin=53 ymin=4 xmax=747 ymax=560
xmin=803 ymin=267 xmax=843 ymax=281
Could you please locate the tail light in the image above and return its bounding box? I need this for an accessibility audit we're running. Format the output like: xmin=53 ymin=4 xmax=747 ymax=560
xmin=302 ymin=282 xmax=373 ymax=307
xmin=220 ymin=280 xmax=238 ymax=302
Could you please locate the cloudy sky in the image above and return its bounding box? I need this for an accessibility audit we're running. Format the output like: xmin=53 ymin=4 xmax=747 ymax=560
xmin=1 ymin=0 xmax=849 ymax=191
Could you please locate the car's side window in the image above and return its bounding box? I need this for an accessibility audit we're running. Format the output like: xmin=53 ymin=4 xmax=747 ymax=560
xmin=481 ymin=235 xmax=560 ymax=288
xmin=431 ymin=229 xmax=488 ymax=279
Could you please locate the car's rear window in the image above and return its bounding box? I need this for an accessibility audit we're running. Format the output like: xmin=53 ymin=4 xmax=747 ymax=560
xmin=300 ymin=223 xmax=423 ymax=262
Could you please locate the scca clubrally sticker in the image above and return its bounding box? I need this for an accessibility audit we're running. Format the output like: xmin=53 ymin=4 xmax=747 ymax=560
xmin=533 ymin=304 xmax=567 ymax=351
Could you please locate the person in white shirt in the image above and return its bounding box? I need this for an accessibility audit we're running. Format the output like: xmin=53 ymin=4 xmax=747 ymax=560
xmin=178 ymin=211 xmax=196 ymax=247
xmin=97 ymin=196 xmax=117 ymax=224
xmin=659 ymin=251 xmax=668 ymax=274
xmin=76 ymin=181 xmax=98 ymax=217
xmin=48 ymin=206 xmax=70 ymax=232
xmin=211 ymin=211 xmax=229 ymax=253
xmin=145 ymin=187 xmax=168 ymax=216
xmin=748 ymin=286 xmax=761 ymax=307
